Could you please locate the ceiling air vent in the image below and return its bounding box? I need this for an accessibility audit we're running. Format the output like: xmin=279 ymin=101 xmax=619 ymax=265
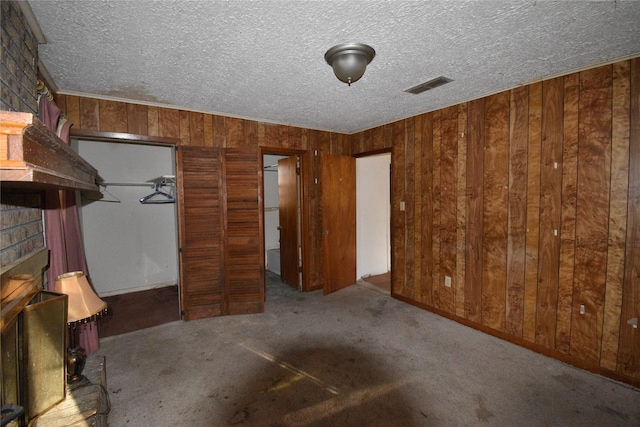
xmin=404 ymin=76 xmax=452 ymax=95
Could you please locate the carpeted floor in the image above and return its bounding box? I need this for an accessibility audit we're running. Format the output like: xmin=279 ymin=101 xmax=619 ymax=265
xmin=98 ymin=272 xmax=390 ymax=338
xmin=94 ymin=273 xmax=640 ymax=426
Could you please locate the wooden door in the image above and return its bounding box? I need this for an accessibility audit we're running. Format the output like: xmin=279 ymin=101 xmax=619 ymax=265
xmin=177 ymin=146 xmax=223 ymax=320
xmin=278 ymin=156 xmax=299 ymax=288
xmin=321 ymin=153 xmax=356 ymax=294
xmin=178 ymin=147 xmax=263 ymax=319
xmin=222 ymin=148 xmax=264 ymax=315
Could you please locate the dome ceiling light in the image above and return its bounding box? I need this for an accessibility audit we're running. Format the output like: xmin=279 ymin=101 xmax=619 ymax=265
xmin=324 ymin=43 xmax=375 ymax=86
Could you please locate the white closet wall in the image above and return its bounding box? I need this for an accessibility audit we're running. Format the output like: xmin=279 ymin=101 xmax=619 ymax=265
xmin=76 ymin=140 xmax=178 ymax=297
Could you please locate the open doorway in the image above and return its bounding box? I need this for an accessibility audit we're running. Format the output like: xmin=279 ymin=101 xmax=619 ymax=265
xmin=356 ymin=152 xmax=392 ymax=293
xmin=263 ymin=153 xmax=302 ymax=294
xmin=74 ymin=139 xmax=180 ymax=335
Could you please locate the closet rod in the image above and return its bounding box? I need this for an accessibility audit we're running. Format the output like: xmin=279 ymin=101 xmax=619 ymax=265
xmin=100 ymin=182 xmax=156 ymax=187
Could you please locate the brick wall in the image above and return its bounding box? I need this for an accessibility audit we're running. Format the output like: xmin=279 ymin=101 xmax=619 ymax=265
xmin=0 ymin=0 xmax=38 ymax=113
xmin=0 ymin=191 xmax=44 ymax=265
xmin=1 ymin=1 xmax=44 ymax=265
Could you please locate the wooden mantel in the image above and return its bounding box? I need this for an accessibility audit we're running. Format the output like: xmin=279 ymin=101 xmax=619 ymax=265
xmin=0 ymin=111 xmax=100 ymax=191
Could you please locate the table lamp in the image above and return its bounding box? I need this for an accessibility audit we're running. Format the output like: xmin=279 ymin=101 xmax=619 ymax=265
xmin=54 ymin=271 xmax=107 ymax=383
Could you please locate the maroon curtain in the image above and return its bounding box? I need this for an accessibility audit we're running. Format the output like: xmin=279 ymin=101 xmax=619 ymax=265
xmin=40 ymin=96 xmax=100 ymax=354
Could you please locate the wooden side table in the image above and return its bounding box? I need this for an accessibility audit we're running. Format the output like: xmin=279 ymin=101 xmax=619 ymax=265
xmin=30 ymin=356 xmax=109 ymax=427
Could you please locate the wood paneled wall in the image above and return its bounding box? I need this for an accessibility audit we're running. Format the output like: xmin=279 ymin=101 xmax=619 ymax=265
xmin=352 ymin=58 xmax=640 ymax=386
xmin=56 ymin=57 xmax=639 ymax=386
xmin=56 ymin=94 xmax=351 ymax=293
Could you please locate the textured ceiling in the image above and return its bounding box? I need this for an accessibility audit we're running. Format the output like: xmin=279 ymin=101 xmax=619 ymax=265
xmin=29 ymin=1 xmax=640 ymax=134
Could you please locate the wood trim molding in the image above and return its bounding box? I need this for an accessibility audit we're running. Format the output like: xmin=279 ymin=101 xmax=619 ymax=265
xmin=70 ymin=128 xmax=179 ymax=146
xmin=353 ymin=147 xmax=392 ymax=158
xmin=1 ymin=112 xmax=99 ymax=191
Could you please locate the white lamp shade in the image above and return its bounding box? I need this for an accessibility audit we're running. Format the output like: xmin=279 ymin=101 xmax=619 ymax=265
xmin=54 ymin=271 xmax=107 ymax=323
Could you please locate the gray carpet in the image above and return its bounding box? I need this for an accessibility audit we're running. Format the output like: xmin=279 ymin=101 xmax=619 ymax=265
xmin=95 ymin=272 xmax=640 ymax=426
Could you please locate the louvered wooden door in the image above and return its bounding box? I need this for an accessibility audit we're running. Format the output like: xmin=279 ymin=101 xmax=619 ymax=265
xmin=177 ymin=146 xmax=223 ymax=320
xmin=178 ymin=147 xmax=263 ymax=320
xmin=222 ymin=148 xmax=264 ymax=315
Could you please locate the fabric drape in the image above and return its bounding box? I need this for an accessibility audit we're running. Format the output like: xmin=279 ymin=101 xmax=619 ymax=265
xmin=39 ymin=95 xmax=100 ymax=354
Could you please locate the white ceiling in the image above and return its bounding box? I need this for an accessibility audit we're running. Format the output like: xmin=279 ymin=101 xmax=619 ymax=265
xmin=28 ymin=1 xmax=640 ymax=134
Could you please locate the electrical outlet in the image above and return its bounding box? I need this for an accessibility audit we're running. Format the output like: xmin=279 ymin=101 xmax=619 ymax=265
xmin=444 ymin=276 xmax=452 ymax=287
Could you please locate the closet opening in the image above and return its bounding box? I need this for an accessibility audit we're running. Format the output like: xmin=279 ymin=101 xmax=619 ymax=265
xmin=73 ymin=138 xmax=180 ymax=336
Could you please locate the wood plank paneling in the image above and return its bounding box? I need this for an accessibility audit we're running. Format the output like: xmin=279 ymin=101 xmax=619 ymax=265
xmin=506 ymin=86 xmax=529 ymax=337
xmin=618 ymin=57 xmax=640 ymax=379
xmin=439 ymin=106 xmax=458 ymax=314
xmin=302 ymin=134 xmax=322 ymax=291
xmin=158 ymin=108 xmax=179 ymax=139
xmin=225 ymin=117 xmax=245 ymax=148
xmin=179 ymin=110 xmax=190 ymax=146
xmin=419 ymin=113 xmax=434 ymax=306
xmin=405 ymin=117 xmax=417 ymax=300
xmin=99 ymin=100 xmax=127 ymax=133
xmin=373 ymin=126 xmax=385 ymax=151
xmin=391 ymin=120 xmax=406 ymax=297
xmin=245 ymin=120 xmax=259 ymax=148
xmin=557 ymin=73 xmax=579 ymax=354
xmin=465 ymin=99 xmax=484 ymax=322
xmin=455 ymin=103 xmax=468 ymax=318
xmin=601 ymin=61 xmax=630 ymax=370
xmin=481 ymin=91 xmax=509 ymax=331
xmin=353 ymin=59 xmax=639 ymax=386
xmin=190 ymin=112 xmax=205 ymax=147
xmin=203 ymin=114 xmax=214 ymax=147
xmin=523 ymin=82 xmax=542 ymax=343
xmin=127 ymin=103 xmax=148 ymax=135
xmin=147 ymin=106 xmax=159 ymax=137
xmin=431 ymin=112 xmax=441 ymax=306
xmin=411 ymin=116 xmax=422 ymax=301
xmin=213 ymin=115 xmax=226 ymax=147
xmin=61 ymin=95 xmax=80 ymax=127
xmin=79 ymin=98 xmax=99 ymax=130
xmin=536 ymin=77 xmax=563 ymax=348
xmin=571 ymin=66 xmax=612 ymax=363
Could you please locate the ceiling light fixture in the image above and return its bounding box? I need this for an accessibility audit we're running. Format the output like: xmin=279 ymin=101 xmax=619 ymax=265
xmin=325 ymin=43 xmax=375 ymax=86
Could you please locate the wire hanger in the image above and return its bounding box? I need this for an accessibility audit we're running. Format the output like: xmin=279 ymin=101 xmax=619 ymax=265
xmin=140 ymin=183 xmax=176 ymax=204
xmin=83 ymin=184 xmax=122 ymax=203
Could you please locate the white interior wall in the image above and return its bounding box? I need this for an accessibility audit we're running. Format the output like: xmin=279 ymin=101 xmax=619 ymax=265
xmin=356 ymin=153 xmax=391 ymax=279
xmin=76 ymin=140 xmax=178 ymax=297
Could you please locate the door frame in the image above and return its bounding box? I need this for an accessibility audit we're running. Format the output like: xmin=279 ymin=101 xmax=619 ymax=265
xmin=70 ymin=129 xmax=181 ymax=311
xmin=354 ymin=147 xmax=393 ymax=293
xmin=260 ymin=147 xmax=310 ymax=293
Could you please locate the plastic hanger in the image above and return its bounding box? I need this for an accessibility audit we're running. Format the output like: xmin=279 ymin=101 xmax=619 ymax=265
xmin=140 ymin=183 xmax=176 ymax=204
